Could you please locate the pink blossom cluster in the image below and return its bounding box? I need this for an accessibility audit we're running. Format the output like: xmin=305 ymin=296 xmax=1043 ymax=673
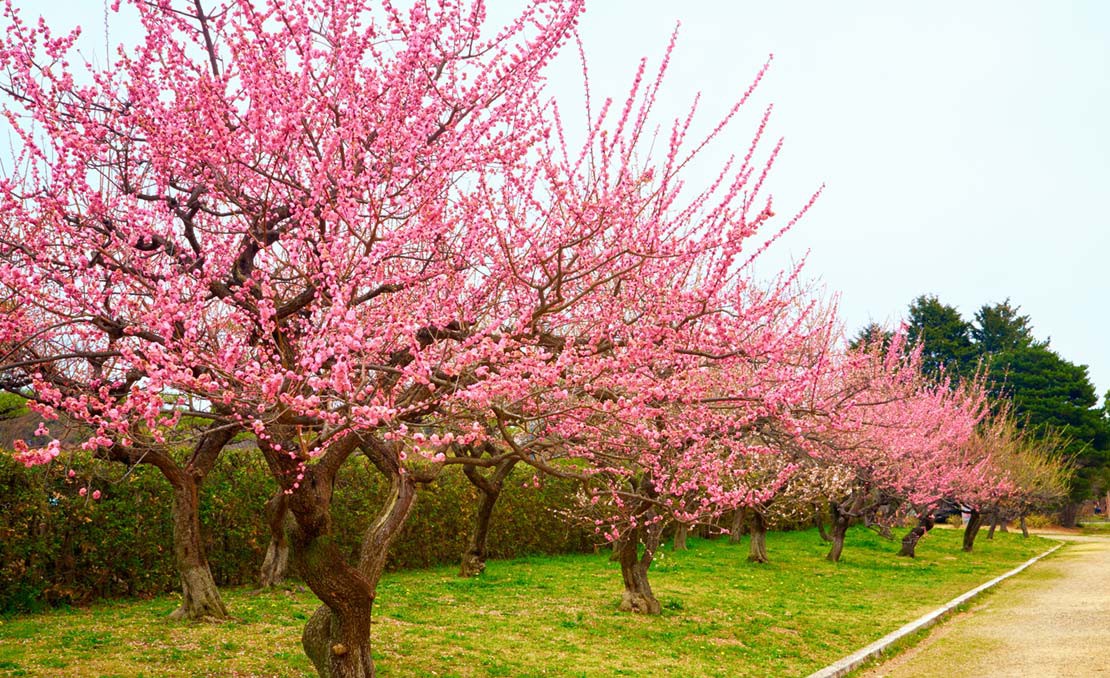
xmin=0 ymin=0 xmax=1008 ymax=552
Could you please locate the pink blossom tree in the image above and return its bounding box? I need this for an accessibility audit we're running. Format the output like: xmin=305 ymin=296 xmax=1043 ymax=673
xmin=0 ymin=238 xmax=239 ymax=619
xmin=0 ymin=0 xmax=829 ymax=674
xmin=0 ymin=1 xmax=584 ymax=673
xmin=807 ymin=333 xmax=992 ymax=562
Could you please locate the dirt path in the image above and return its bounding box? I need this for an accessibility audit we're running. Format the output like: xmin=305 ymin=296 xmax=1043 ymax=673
xmin=860 ymin=533 xmax=1110 ymax=677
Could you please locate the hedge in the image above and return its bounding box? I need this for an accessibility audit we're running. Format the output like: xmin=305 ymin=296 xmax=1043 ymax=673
xmin=0 ymin=449 xmax=594 ymax=614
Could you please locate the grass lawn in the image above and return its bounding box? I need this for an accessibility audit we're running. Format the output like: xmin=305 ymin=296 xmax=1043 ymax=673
xmin=0 ymin=526 xmax=1057 ymax=677
xmin=1080 ymin=519 xmax=1110 ymax=534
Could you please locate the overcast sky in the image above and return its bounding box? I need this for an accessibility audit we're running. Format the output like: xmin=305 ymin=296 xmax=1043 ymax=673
xmin=533 ymin=1 xmax=1110 ymax=400
xmin=11 ymin=1 xmax=1109 ymax=399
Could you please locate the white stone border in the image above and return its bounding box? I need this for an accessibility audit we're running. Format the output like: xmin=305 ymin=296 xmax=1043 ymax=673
xmin=806 ymin=543 xmax=1063 ymax=678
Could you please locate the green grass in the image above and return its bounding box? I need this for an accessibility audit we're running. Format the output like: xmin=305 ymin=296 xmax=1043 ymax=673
xmin=1080 ymin=519 xmax=1110 ymax=534
xmin=0 ymin=526 xmax=1056 ymax=677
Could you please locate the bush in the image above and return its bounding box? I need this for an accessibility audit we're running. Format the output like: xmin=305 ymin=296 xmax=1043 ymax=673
xmin=0 ymin=449 xmax=594 ymax=613
xmin=1023 ymin=513 xmax=1057 ymax=529
xmin=331 ymin=458 xmax=594 ymax=570
xmin=0 ymin=448 xmax=273 ymax=613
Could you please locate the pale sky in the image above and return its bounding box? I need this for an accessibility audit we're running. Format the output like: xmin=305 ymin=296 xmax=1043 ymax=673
xmin=542 ymin=2 xmax=1110 ymax=400
xmin=9 ymin=1 xmax=1109 ymax=399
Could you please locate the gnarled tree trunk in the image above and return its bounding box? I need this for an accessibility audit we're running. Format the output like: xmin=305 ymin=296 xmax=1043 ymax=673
xmin=119 ymin=424 xmax=235 ymax=622
xmin=962 ymin=508 xmax=984 ymax=552
xmin=259 ymin=434 xmax=375 ymax=678
xmin=826 ymin=494 xmax=865 ymax=563
xmin=291 ymin=436 xmax=433 ymax=678
xmin=897 ymin=513 xmax=934 ymax=558
xmin=617 ymin=521 xmax=664 ymax=614
xmin=826 ymin=504 xmax=850 ymax=562
xmin=260 ymin=491 xmax=291 ymax=588
xmin=167 ymin=474 xmax=228 ymax=621
xmin=814 ymin=504 xmax=831 ymax=543
xmin=673 ymin=523 xmax=688 ymax=551
xmin=459 ymin=459 xmax=516 ymax=577
xmin=728 ymin=508 xmax=746 ymax=544
xmin=747 ymin=511 xmax=768 ymax=563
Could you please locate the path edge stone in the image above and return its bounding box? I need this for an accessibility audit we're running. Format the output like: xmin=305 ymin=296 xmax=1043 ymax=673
xmin=805 ymin=542 xmax=1064 ymax=678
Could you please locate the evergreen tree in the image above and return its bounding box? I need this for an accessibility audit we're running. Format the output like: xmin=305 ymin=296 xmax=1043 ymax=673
xmin=848 ymin=322 xmax=893 ymax=352
xmin=898 ymin=294 xmax=1109 ymax=520
xmin=905 ymin=295 xmax=975 ymax=377
xmin=971 ymin=299 xmax=1039 ymax=354
xmin=986 ymin=345 xmax=1110 ymax=519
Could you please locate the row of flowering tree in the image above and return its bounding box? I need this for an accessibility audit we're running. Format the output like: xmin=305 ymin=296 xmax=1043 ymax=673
xmin=0 ymin=1 xmax=1070 ymax=677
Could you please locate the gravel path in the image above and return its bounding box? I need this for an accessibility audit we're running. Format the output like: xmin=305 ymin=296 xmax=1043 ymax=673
xmin=860 ymin=533 xmax=1110 ymax=677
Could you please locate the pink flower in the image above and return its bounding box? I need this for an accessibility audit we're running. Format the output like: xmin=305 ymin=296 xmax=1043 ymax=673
xmin=68 ymin=469 xmax=76 ymax=478
xmin=78 ymin=487 xmax=87 ymax=497
xmin=92 ymin=490 xmax=101 ymax=500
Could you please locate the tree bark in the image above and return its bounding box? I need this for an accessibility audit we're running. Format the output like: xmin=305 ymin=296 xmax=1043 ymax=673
xmin=126 ymin=424 xmax=235 ymax=622
xmin=258 ymin=434 xmax=376 ymax=678
xmin=747 ymin=511 xmax=768 ymax=563
xmin=1020 ymin=513 xmax=1029 ymax=538
xmin=289 ymin=435 xmax=434 ymax=678
xmin=459 ymin=459 xmax=516 ymax=577
xmin=617 ymin=521 xmax=664 ymax=615
xmin=987 ymin=509 xmax=999 ymax=540
xmin=897 ymin=514 xmax=934 ymax=558
xmin=728 ymin=509 xmax=746 ymax=544
xmin=814 ymin=506 xmax=831 ymax=543
xmin=260 ymin=491 xmax=291 ymax=588
xmin=166 ymin=474 xmax=228 ymax=621
xmin=826 ymin=496 xmax=860 ymax=563
xmin=962 ymin=508 xmax=984 ymax=552
xmin=673 ymin=523 xmax=688 ymax=551
xmin=1060 ymin=502 xmax=1078 ymax=528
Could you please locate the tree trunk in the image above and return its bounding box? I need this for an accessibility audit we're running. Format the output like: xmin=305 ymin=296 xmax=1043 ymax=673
xmin=99 ymin=425 xmax=234 ymax=622
xmin=815 ymin=506 xmax=831 ymax=543
xmin=962 ymin=509 xmax=984 ymax=552
xmin=673 ymin=523 xmax=688 ymax=551
xmin=1060 ymin=502 xmax=1078 ymax=528
xmin=260 ymin=491 xmax=291 ymax=588
xmin=987 ymin=510 xmax=999 ymax=540
xmin=747 ymin=511 xmax=768 ymax=563
xmin=1020 ymin=513 xmax=1029 ymax=538
xmin=256 ymin=435 xmax=375 ymax=678
xmin=826 ymin=498 xmax=857 ymax=563
xmin=292 ymin=437 xmax=431 ymax=678
xmin=728 ymin=509 xmax=746 ymax=544
xmin=459 ymin=460 xmax=515 ymax=577
xmin=617 ymin=522 xmax=663 ymax=615
xmin=167 ymin=475 xmax=228 ymax=621
xmin=897 ymin=514 xmax=934 ymax=558
xmin=458 ymin=484 xmax=499 ymax=576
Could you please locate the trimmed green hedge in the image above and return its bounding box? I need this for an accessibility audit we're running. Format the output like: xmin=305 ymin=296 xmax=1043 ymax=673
xmin=0 ymin=450 xmax=593 ymax=614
